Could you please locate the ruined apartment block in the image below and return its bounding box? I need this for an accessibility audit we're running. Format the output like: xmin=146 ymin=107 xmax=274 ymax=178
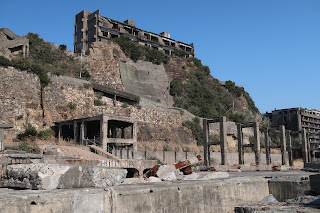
xmin=0 ymin=28 xmax=29 ymax=58
xmin=74 ymin=10 xmax=195 ymax=57
xmin=266 ymin=107 xmax=320 ymax=156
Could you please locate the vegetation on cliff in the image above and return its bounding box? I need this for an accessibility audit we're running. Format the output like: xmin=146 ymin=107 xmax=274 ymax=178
xmin=0 ymin=33 xmax=90 ymax=83
xmin=114 ymin=36 xmax=170 ymax=65
xmin=170 ymin=57 xmax=258 ymax=122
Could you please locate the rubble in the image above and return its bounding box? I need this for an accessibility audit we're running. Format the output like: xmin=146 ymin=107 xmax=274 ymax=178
xmin=0 ymin=163 xmax=127 ymax=190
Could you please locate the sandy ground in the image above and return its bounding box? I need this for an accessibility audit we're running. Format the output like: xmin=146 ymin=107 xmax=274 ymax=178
xmin=56 ymin=145 xmax=108 ymax=161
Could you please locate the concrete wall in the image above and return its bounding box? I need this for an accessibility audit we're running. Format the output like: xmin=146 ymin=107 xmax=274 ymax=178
xmin=0 ymin=177 xmax=269 ymax=213
xmin=113 ymin=150 xmax=284 ymax=165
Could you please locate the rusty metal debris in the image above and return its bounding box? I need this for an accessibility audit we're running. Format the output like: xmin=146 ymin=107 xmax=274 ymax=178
xmin=145 ymin=155 xmax=201 ymax=179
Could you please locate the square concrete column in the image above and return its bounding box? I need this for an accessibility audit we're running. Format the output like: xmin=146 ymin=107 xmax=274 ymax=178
xmin=286 ymin=130 xmax=293 ymax=166
xmin=0 ymin=129 xmax=4 ymax=151
xmin=73 ymin=121 xmax=79 ymax=143
xmin=58 ymin=124 xmax=62 ymax=144
xmin=203 ymin=118 xmax=209 ymax=167
xmin=279 ymin=125 xmax=287 ymax=165
xmin=220 ymin=116 xmax=228 ymax=165
xmin=132 ymin=121 xmax=137 ymax=151
xmin=253 ymin=122 xmax=261 ymax=165
xmin=101 ymin=115 xmax=108 ymax=150
xmin=306 ymin=133 xmax=311 ymax=162
xmin=265 ymin=128 xmax=271 ymax=165
xmin=80 ymin=122 xmax=85 ymax=145
xmin=302 ymin=129 xmax=309 ymax=163
xmin=237 ymin=123 xmax=244 ymax=165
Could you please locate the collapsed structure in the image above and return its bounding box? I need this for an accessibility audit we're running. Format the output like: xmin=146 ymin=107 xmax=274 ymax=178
xmin=74 ymin=10 xmax=195 ymax=56
xmin=266 ymin=108 xmax=320 ymax=157
xmin=0 ymin=28 xmax=29 ymax=58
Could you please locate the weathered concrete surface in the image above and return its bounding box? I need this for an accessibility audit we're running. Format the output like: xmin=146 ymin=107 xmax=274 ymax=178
xmin=0 ymin=163 xmax=127 ymax=190
xmin=268 ymin=175 xmax=311 ymax=202
xmin=0 ymin=177 xmax=269 ymax=213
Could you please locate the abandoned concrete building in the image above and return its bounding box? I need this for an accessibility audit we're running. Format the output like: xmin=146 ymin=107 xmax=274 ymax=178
xmin=265 ymin=107 xmax=320 ymax=156
xmin=0 ymin=28 xmax=29 ymax=58
xmin=74 ymin=10 xmax=195 ymax=57
xmin=55 ymin=114 xmax=137 ymax=152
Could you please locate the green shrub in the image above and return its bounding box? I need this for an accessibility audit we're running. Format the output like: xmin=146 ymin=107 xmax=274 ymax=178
xmin=17 ymin=123 xmax=37 ymax=140
xmin=94 ymin=91 xmax=104 ymax=99
xmin=183 ymin=117 xmax=203 ymax=146
xmin=59 ymin=44 xmax=67 ymax=51
xmin=37 ymin=129 xmax=55 ymax=140
xmin=163 ymin=144 xmax=170 ymax=151
xmin=227 ymin=112 xmax=246 ymax=123
xmin=121 ymin=102 xmax=129 ymax=108
xmin=94 ymin=99 xmax=106 ymax=106
xmin=136 ymin=104 xmax=142 ymax=109
xmin=81 ymin=69 xmax=91 ymax=80
xmin=114 ymin=36 xmax=170 ymax=64
xmin=156 ymin=99 xmax=161 ymax=103
xmin=135 ymin=96 xmax=141 ymax=103
xmin=68 ymin=102 xmax=76 ymax=110
xmin=5 ymin=141 xmax=40 ymax=154
xmin=83 ymin=83 xmax=92 ymax=89
xmin=0 ymin=56 xmax=12 ymax=67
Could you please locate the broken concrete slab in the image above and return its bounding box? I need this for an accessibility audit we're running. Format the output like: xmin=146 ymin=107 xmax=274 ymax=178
xmin=199 ymin=172 xmax=229 ymax=180
xmin=0 ymin=163 xmax=127 ymax=190
xmin=161 ymin=171 xmax=177 ymax=181
xmin=148 ymin=176 xmax=162 ymax=182
xmin=183 ymin=172 xmax=200 ymax=180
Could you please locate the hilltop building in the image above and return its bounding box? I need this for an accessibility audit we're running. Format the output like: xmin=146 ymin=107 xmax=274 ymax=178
xmin=265 ymin=107 xmax=320 ymax=156
xmin=74 ymin=10 xmax=195 ymax=57
xmin=0 ymin=28 xmax=29 ymax=58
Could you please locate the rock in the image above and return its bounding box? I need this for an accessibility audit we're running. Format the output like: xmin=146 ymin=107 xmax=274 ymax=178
xmin=183 ymin=173 xmax=199 ymax=180
xmin=156 ymin=165 xmax=176 ymax=179
xmin=200 ymin=172 xmax=229 ymax=180
xmin=161 ymin=171 xmax=177 ymax=181
xmin=258 ymin=194 xmax=279 ymax=204
xmin=148 ymin=177 xmax=162 ymax=182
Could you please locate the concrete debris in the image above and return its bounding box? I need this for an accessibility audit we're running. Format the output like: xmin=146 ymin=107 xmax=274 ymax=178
xmin=183 ymin=173 xmax=200 ymax=180
xmin=122 ymin=178 xmax=147 ymax=185
xmin=0 ymin=163 xmax=127 ymax=190
xmin=199 ymin=172 xmax=229 ymax=180
xmin=258 ymin=194 xmax=279 ymax=204
xmin=148 ymin=176 xmax=162 ymax=182
xmin=147 ymin=155 xmax=201 ymax=180
xmin=161 ymin=171 xmax=177 ymax=181
xmin=228 ymin=169 xmax=242 ymax=172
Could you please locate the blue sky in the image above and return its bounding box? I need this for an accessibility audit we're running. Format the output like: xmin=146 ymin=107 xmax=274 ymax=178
xmin=1 ymin=0 xmax=319 ymax=113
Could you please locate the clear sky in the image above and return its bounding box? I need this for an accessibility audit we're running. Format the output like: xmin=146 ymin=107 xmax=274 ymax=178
xmin=1 ymin=0 xmax=319 ymax=113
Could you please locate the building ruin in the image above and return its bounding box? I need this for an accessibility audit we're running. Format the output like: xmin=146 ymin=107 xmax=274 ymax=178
xmin=55 ymin=114 xmax=137 ymax=152
xmin=0 ymin=28 xmax=29 ymax=58
xmin=265 ymin=107 xmax=320 ymax=157
xmin=74 ymin=10 xmax=195 ymax=57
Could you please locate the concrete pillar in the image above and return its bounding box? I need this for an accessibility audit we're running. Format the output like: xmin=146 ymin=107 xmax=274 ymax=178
xmin=132 ymin=122 xmax=137 ymax=151
xmin=58 ymin=124 xmax=62 ymax=144
xmin=253 ymin=122 xmax=261 ymax=165
xmin=279 ymin=125 xmax=287 ymax=165
xmin=202 ymin=119 xmax=209 ymax=167
xmin=297 ymin=112 xmax=302 ymax=145
xmin=73 ymin=121 xmax=78 ymax=143
xmin=220 ymin=116 xmax=228 ymax=165
xmin=302 ymin=128 xmax=309 ymax=163
xmin=101 ymin=115 xmax=108 ymax=150
xmin=286 ymin=130 xmax=293 ymax=166
xmin=306 ymin=133 xmax=311 ymax=162
xmin=80 ymin=122 xmax=84 ymax=145
xmin=237 ymin=124 xmax=244 ymax=165
xmin=265 ymin=128 xmax=271 ymax=165
xmin=0 ymin=129 xmax=4 ymax=151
